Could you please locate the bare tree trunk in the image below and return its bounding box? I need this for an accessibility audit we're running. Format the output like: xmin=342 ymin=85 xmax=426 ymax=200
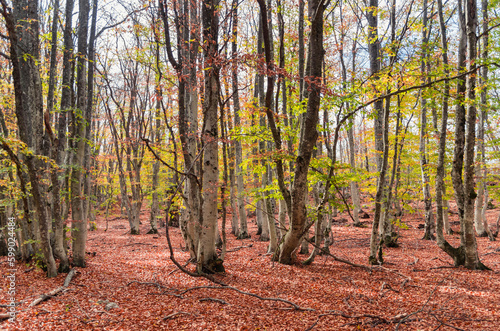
xmin=463 ymin=0 xmax=485 ymax=269
xmin=276 ymin=0 xmax=324 ymax=264
xmin=51 ymin=0 xmax=73 ymax=273
xmin=474 ymin=0 xmax=491 ymax=239
xmin=149 ymin=33 xmax=162 ymax=235
xmin=366 ymin=0 xmax=386 ymax=264
xmin=197 ymin=0 xmax=221 ymax=272
xmin=82 ymin=0 xmax=98 ymax=230
xmin=419 ymin=0 xmax=435 ymax=241
xmin=70 ymin=0 xmax=90 ymax=268
xmin=2 ymin=0 xmax=58 ymax=276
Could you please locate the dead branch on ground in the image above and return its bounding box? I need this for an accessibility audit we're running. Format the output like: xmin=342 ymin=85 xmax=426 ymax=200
xmin=199 ymin=297 xmax=228 ymax=305
xmin=29 ymin=269 xmax=76 ymax=307
xmin=179 ymin=285 xmax=314 ymax=311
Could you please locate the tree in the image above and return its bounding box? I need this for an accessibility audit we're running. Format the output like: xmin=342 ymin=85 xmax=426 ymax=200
xmin=70 ymin=0 xmax=90 ymax=267
xmin=0 ymin=0 xmax=58 ymax=276
xmin=275 ymin=0 xmax=325 ymax=264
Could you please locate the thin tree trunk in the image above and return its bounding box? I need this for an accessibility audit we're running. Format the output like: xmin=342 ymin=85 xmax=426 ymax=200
xmin=463 ymin=0 xmax=485 ymax=269
xmin=474 ymin=0 xmax=490 ymax=238
xmin=419 ymin=0 xmax=435 ymax=241
xmin=70 ymin=0 xmax=90 ymax=268
xmin=51 ymin=0 xmax=73 ymax=273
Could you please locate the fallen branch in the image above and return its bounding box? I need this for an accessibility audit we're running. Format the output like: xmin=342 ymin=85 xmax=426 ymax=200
xmin=304 ymin=237 xmax=371 ymax=271
xmin=395 ymin=272 xmax=453 ymax=330
xmin=0 ymin=313 xmax=11 ymax=320
xmin=179 ymin=285 xmax=313 ymax=311
xmin=29 ymin=269 xmax=76 ymax=307
xmin=430 ymin=312 xmax=466 ymax=331
xmin=199 ymin=297 xmax=228 ymax=305
xmin=305 ymin=310 xmax=408 ymax=330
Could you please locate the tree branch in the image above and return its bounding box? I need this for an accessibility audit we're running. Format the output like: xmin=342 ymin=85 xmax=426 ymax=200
xmin=179 ymin=285 xmax=314 ymax=311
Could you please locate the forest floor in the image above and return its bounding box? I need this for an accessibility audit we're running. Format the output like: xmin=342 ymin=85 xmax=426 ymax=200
xmin=1 ymin=204 xmax=500 ymax=331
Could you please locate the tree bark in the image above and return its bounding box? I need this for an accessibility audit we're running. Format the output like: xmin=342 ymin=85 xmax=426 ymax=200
xmin=197 ymin=0 xmax=220 ymax=272
xmin=419 ymin=0 xmax=435 ymax=241
xmin=1 ymin=0 xmax=58 ymax=276
xmin=276 ymin=0 xmax=324 ymax=264
xmin=463 ymin=0 xmax=484 ymax=269
xmin=70 ymin=0 xmax=90 ymax=268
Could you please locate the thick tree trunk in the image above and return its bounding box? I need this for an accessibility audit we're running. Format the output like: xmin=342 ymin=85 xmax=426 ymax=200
xmin=2 ymin=0 xmax=58 ymax=276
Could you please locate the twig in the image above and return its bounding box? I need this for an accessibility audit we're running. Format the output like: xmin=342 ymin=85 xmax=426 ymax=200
xmin=305 ymin=310 xmax=405 ymax=331
xmin=408 ymin=257 xmax=419 ymax=266
xmin=199 ymin=297 xmax=228 ymax=305
xmin=179 ymin=285 xmax=314 ymax=311
xmin=430 ymin=312 xmax=466 ymax=331
xmin=395 ymin=272 xmax=453 ymax=330
xmin=304 ymin=237 xmax=371 ymax=271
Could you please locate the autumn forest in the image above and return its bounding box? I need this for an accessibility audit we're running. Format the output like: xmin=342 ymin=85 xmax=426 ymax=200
xmin=1 ymin=0 xmax=500 ymax=329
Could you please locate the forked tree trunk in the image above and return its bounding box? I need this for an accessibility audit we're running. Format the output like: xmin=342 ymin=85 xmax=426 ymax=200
xmin=275 ymin=0 xmax=324 ymax=264
xmin=438 ymin=0 xmax=487 ymax=269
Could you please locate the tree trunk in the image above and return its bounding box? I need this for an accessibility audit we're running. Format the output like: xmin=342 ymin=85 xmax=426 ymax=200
xmin=2 ymin=0 xmax=58 ymax=276
xmin=70 ymin=0 xmax=90 ymax=268
xmin=52 ymin=0 xmax=74 ymax=273
xmin=463 ymin=0 xmax=484 ymax=269
xmin=276 ymin=0 xmax=324 ymax=264
xmin=474 ymin=0 xmax=490 ymax=238
xmin=197 ymin=0 xmax=220 ymax=272
xmin=149 ymin=38 xmax=162 ymax=235
xmin=419 ymin=0 xmax=435 ymax=241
